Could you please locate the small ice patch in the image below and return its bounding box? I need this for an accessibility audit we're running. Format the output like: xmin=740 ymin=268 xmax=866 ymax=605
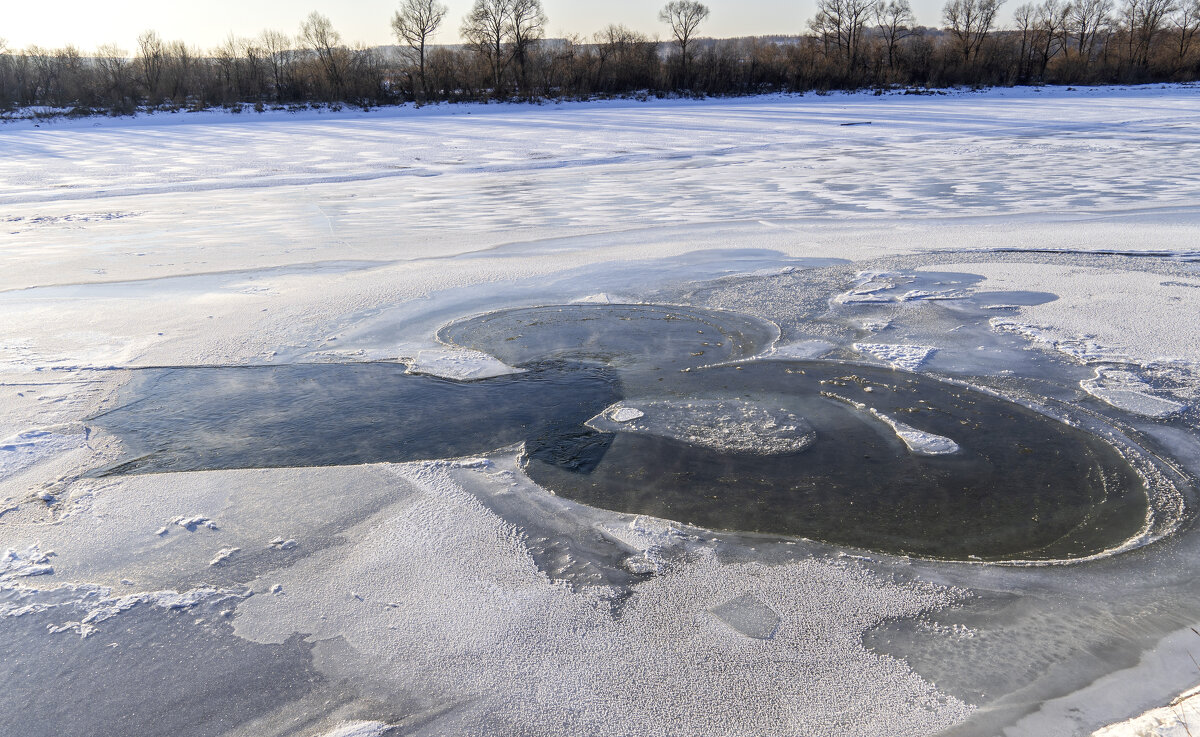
xmin=572 ymin=293 xmax=615 ymax=304
xmin=709 ymin=592 xmax=781 ymax=640
xmin=318 ymin=721 xmax=393 ymax=737
xmin=0 ymin=430 xmax=85 ymax=481
xmin=869 ymin=409 xmax=960 ymax=456
xmin=766 ymin=340 xmax=836 ymax=360
xmin=402 ymin=348 xmax=523 ymax=381
xmin=587 ymin=399 xmax=817 ymax=455
xmin=853 ymin=343 xmax=936 ymax=371
xmin=607 ymin=407 xmax=645 ymax=422
xmin=1082 ymin=368 xmax=1187 ymax=419
xmin=268 ymin=537 xmax=298 ymax=551
xmin=209 ymin=547 xmax=240 ymax=566
xmin=172 ymin=515 xmax=218 ymax=531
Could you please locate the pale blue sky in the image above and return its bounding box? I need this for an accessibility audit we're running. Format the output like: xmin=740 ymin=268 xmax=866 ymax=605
xmin=4 ymin=0 xmax=963 ymax=52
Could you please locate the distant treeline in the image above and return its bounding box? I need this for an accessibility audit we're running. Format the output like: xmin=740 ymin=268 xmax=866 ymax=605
xmin=2 ymin=0 xmax=1198 ymax=115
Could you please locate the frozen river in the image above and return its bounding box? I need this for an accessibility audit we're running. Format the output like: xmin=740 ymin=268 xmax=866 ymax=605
xmin=2 ymin=86 xmax=1200 ymax=737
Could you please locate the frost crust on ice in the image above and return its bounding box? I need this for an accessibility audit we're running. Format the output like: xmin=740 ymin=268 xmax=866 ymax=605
xmin=586 ymin=399 xmax=817 ymax=455
xmin=868 ymin=409 xmax=960 ymax=456
xmin=231 ymin=458 xmax=974 ymax=736
xmin=1082 ymin=368 xmax=1187 ymax=419
xmin=402 ymin=348 xmax=523 ymax=381
xmin=0 ymin=430 xmax=85 ymax=481
xmin=853 ymin=343 xmax=936 ymax=371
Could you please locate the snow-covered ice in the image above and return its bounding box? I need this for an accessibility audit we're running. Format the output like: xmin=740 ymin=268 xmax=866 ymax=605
xmin=1 ymin=86 xmax=1200 ymax=736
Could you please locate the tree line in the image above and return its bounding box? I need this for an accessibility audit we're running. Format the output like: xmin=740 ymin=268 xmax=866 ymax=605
xmin=2 ymin=0 xmax=1198 ymax=116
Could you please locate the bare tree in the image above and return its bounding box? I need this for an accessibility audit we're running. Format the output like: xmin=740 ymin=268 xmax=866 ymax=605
xmin=809 ymin=0 xmax=875 ymax=69
xmin=462 ymin=0 xmax=511 ymax=94
xmin=507 ymin=0 xmax=546 ymax=93
xmin=260 ymin=30 xmax=294 ymax=102
xmin=875 ymin=0 xmax=917 ymax=70
xmin=1066 ymin=0 xmax=1114 ymax=60
xmin=1171 ymin=0 xmax=1200 ymax=61
xmin=136 ymin=30 xmax=167 ymax=103
xmin=95 ymin=44 xmax=134 ymax=110
xmin=659 ymin=0 xmax=710 ymax=87
xmin=300 ymin=11 xmax=346 ymax=99
xmin=392 ymin=0 xmax=448 ymax=99
xmin=1120 ymin=0 xmax=1179 ymax=67
xmin=943 ymin=0 xmax=1006 ymax=62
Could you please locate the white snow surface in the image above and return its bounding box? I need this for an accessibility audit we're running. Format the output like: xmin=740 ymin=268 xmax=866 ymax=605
xmin=1 ymin=88 xmax=1199 ymax=735
xmin=231 ymin=458 xmax=973 ymax=736
xmin=1092 ymin=687 xmax=1200 ymax=737
xmin=0 ymin=430 xmax=85 ymax=481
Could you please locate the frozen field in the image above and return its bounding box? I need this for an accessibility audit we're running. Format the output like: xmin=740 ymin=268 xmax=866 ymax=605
xmin=2 ymin=85 xmax=1200 ymax=736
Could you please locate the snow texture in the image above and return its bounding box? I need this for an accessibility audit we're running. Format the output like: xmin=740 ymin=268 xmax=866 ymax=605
xmin=0 ymin=430 xmax=84 ymax=481
xmin=232 ymin=458 xmax=974 ymax=737
xmin=1092 ymin=687 xmax=1200 ymax=737
xmin=853 ymin=343 xmax=937 ymax=371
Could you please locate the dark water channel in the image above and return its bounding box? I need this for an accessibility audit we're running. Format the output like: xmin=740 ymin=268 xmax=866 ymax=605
xmin=91 ymin=304 xmax=1159 ymax=562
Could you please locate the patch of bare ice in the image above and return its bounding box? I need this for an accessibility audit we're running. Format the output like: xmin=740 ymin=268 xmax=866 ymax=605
xmin=765 ymin=340 xmax=836 ymax=360
xmin=402 ymin=348 xmax=523 ymax=381
xmin=852 ymin=343 xmax=937 ymax=371
xmin=1081 ymin=368 xmax=1187 ymax=419
xmin=586 ymin=399 xmax=817 ymax=455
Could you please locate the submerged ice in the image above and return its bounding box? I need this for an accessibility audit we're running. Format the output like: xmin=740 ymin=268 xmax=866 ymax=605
xmin=586 ymin=399 xmax=818 ymax=455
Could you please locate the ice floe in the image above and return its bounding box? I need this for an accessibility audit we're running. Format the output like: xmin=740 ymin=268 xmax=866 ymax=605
xmin=401 ymin=348 xmax=523 ymax=381
xmin=586 ymin=399 xmax=817 ymax=455
xmin=868 ymin=409 xmax=961 ymax=456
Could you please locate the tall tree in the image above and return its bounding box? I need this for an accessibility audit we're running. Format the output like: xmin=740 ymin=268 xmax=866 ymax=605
xmin=300 ymin=11 xmax=346 ymax=99
xmin=392 ymin=0 xmax=448 ymax=100
xmin=507 ymin=0 xmax=546 ymax=93
xmin=943 ymin=0 xmax=1005 ymax=62
xmin=875 ymin=0 xmax=917 ymax=71
xmin=809 ymin=0 xmax=875 ymax=69
xmin=462 ymin=0 xmax=511 ymax=94
xmin=659 ymin=0 xmax=711 ymax=88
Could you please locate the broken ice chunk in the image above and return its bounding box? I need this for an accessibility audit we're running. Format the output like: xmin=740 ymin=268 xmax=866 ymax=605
xmin=869 ymin=409 xmax=960 ymax=456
